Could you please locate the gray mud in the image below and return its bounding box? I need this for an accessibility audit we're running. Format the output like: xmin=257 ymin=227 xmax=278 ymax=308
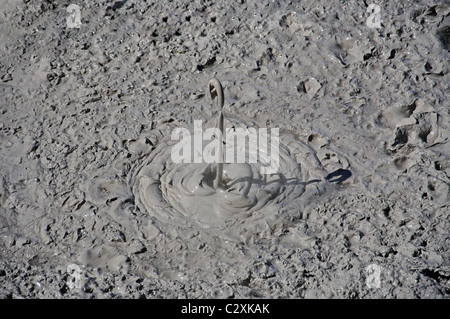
xmin=0 ymin=0 xmax=449 ymax=298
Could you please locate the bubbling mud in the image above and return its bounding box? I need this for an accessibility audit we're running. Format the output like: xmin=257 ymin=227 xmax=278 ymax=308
xmin=130 ymin=79 xmax=333 ymax=233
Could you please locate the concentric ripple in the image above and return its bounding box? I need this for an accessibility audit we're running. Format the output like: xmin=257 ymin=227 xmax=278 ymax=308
xmin=128 ymin=78 xmax=339 ymax=237
xmin=131 ymin=120 xmax=330 ymax=230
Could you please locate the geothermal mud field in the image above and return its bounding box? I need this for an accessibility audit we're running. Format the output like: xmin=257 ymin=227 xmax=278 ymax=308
xmin=0 ymin=0 xmax=449 ymax=298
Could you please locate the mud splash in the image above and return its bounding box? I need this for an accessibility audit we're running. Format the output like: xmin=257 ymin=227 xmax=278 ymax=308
xmin=130 ymin=79 xmax=340 ymax=237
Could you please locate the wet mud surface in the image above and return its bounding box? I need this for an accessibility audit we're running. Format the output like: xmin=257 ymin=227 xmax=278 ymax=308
xmin=0 ymin=0 xmax=449 ymax=298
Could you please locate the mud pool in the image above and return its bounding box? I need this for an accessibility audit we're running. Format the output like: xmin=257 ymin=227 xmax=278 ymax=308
xmin=0 ymin=0 xmax=449 ymax=298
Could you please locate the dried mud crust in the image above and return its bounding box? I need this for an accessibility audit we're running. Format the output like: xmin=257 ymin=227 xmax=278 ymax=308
xmin=0 ymin=190 xmax=447 ymax=299
xmin=0 ymin=0 xmax=449 ymax=298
